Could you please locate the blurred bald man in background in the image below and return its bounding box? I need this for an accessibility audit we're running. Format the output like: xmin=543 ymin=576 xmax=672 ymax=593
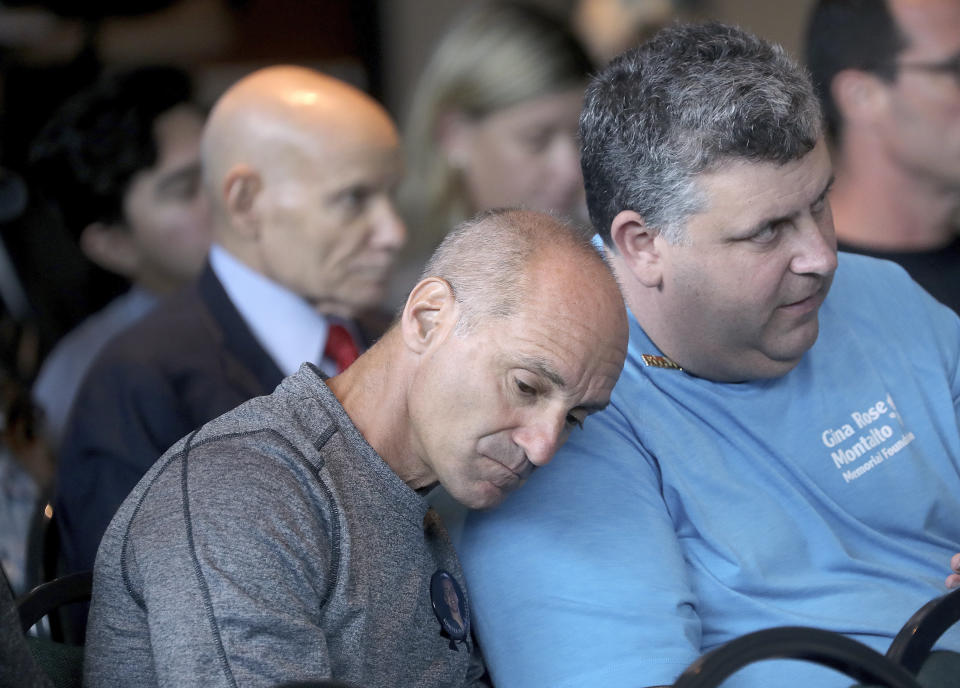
xmin=56 ymin=66 xmax=406 ymax=581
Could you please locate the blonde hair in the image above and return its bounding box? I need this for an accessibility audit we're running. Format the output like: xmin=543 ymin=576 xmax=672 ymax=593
xmin=399 ymin=1 xmax=592 ymax=253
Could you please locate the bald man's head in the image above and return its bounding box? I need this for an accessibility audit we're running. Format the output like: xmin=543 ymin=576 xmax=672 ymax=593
xmin=202 ymin=66 xmax=406 ymax=317
xmin=395 ymin=209 xmax=628 ymax=509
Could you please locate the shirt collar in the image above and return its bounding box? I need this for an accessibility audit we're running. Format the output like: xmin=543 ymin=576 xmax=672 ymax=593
xmin=209 ymin=244 xmax=331 ymax=376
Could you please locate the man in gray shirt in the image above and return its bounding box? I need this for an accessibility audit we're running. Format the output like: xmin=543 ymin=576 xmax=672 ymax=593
xmin=84 ymin=208 xmax=629 ymax=688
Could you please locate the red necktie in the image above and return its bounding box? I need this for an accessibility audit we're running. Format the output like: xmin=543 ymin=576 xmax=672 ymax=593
xmin=324 ymin=324 xmax=360 ymax=373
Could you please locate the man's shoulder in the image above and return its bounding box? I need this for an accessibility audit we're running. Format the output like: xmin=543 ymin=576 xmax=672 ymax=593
xmin=827 ymin=251 xmax=955 ymax=328
xmin=46 ymin=288 xmax=155 ymax=361
xmin=831 ymin=251 xmax=918 ymax=303
xmin=836 ymin=250 xmax=913 ymax=282
xmin=186 ymin=367 xmax=343 ymax=471
xmin=97 ymin=391 xmax=341 ymax=614
xmin=102 ymin=282 xmax=212 ymax=357
xmin=60 ymin=282 xmax=222 ymax=438
xmin=119 ymin=382 xmax=335 ymax=525
xmin=613 ymin=325 xmax=686 ymax=413
xmin=77 ymin=278 xmax=235 ymax=392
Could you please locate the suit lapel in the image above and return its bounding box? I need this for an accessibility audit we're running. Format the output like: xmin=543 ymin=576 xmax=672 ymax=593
xmin=196 ymin=262 xmax=285 ymax=395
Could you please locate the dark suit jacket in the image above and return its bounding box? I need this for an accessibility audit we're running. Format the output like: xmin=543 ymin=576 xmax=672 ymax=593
xmin=56 ymin=263 xmax=286 ymax=575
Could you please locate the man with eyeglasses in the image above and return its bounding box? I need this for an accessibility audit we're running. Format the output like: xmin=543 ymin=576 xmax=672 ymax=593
xmin=806 ymin=0 xmax=960 ymax=314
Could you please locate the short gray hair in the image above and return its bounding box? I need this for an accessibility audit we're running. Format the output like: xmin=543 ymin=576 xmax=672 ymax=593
xmin=420 ymin=208 xmax=604 ymax=333
xmin=580 ymin=22 xmax=823 ymax=246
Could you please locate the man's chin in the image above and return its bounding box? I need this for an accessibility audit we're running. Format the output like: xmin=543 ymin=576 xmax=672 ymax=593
xmin=309 ymin=301 xmax=357 ymax=319
xmin=309 ymin=291 xmax=385 ymax=320
xmin=453 ymin=483 xmax=509 ymax=511
xmin=751 ymin=329 xmax=819 ymax=379
xmin=778 ymin=318 xmax=820 ymax=361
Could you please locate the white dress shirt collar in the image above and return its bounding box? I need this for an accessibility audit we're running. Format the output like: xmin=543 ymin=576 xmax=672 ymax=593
xmin=209 ymin=244 xmax=334 ymax=376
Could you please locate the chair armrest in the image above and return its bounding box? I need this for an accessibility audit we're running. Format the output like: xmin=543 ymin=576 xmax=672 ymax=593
xmin=887 ymin=587 xmax=960 ymax=673
xmin=672 ymin=626 xmax=922 ymax=688
xmin=16 ymin=570 xmax=92 ymax=633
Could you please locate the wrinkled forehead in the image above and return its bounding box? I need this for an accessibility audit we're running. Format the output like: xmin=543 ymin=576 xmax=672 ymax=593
xmin=521 ymin=254 xmax=627 ymax=358
xmin=265 ymin=113 xmax=402 ymax=187
xmin=524 ymin=247 xmax=619 ymax=308
xmin=690 ymin=141 xmax=833 ymax=229
xmin=281 ymin=101 xmax=398 ymax=152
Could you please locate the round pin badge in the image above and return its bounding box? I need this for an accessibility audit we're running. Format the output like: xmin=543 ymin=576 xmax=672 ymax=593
xmin=430 ymin=570 xmax=470 ymax=649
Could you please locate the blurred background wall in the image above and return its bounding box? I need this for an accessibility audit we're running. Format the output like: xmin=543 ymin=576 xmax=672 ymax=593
xmin=0 ymin=0 xmax=819 ymax=155
xmin=381 ymin=0 xmax=817 ymax=127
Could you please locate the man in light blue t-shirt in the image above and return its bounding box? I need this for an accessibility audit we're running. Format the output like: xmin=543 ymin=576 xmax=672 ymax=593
xmin=456 ymin=21 xmax=960 ymax=688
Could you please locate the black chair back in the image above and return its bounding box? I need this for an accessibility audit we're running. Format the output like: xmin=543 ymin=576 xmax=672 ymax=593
xmin=0 ymin=564 xmax=54 ymax=687
xmin=272 ymin=682 xmax=367 ymax=687
xmin=17 ymin=570 xmax=92 ymax=635
xmin=672 ymin=626 xmax=923 ymax=688
xmin=24 ymin=492 xmax=61 ymax=591
xmin=887 ymin=588 xmax=960 ymax=673
xmin=14 ymin=571 xmax=92 ymax=688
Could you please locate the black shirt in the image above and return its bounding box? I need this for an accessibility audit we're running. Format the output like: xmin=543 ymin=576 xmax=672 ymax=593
xmin=839 ymin=237 xmax=960 ymax=316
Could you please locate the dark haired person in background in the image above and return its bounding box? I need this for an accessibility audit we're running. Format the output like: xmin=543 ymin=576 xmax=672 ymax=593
xmin=806 ymin=0 xmax=960 ymax=312
xmin=29 ymin=65 xmax=211 ymax=448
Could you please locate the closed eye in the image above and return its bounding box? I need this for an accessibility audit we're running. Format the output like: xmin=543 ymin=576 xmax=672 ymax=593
xmin=516 ymin=379 xmax=536 ymax=395
xmin=518 ymin=127 xmax=553 ymax=154
xmin=344 ymin=186 xmax=370 ymax=208
xmin=811 ymin=176 xmax=834 ymax=214
xmin=750 ymin=223 xmax=782 ymax=244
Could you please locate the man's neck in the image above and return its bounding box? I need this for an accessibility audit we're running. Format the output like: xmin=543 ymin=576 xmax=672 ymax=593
xmin=617 ymin=268 xmax=801 ymax=383
xmin=326 ymin=332 xmax=435 ymax=491
xmin=132 ymin=271 xmax=186 ymax=296
xmin=831 ymin=140 xmax=960 ymax=252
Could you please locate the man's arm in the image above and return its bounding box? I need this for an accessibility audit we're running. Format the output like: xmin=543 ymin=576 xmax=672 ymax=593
xmin=91 ymin=443 xmax=338 ymax=687
xmin=458 ymin=404 xmax=702 ymax=688
xmin=56 ymin=355 xmax=196 ymax=573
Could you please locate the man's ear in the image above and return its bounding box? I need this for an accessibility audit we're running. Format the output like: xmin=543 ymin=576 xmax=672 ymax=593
xmin=436 ymin=110 xmax=475 ymax=170
xmin=831 ymin=69 xmax=888 ymax=129
xmin=609 ymin=209 xmax=663 ymax=288
xmin=223 ymin=164 xmax=262 ymax=240
xmin=79 ymin=222 xmax=140 ymax=279
xmin=400 ymin=277 xmax=458 ymax=354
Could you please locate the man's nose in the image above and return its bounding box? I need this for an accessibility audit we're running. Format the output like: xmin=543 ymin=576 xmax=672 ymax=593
xmin=372 ymin=198 xmax=407 ymax=250
xmin=512 ymin=413 xmax=568 ymax=468
xmin=791 ymin=211 xmax=837 ymax=277
xmin=550 ymin=135 xmax=583 ymax=192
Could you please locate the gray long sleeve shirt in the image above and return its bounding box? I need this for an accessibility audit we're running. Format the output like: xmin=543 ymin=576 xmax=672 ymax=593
xmin=84 ymin=364 xmax=485 ymax=688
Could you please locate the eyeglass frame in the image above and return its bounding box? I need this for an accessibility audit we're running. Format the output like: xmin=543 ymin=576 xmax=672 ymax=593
xmin=895 ymin=51 xmax=960 ymax=87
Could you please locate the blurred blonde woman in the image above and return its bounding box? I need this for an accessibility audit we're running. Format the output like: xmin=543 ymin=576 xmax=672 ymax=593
xmin=391 ymin=1 xmax=593 ymax=305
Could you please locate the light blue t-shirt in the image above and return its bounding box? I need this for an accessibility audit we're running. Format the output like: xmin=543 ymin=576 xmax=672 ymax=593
xmin=457 ymin=253 xmax=960 ymax=688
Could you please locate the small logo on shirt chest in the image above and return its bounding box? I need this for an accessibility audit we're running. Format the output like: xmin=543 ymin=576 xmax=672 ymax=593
xmin=641 ymin=354 xmax=682 ymax=371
